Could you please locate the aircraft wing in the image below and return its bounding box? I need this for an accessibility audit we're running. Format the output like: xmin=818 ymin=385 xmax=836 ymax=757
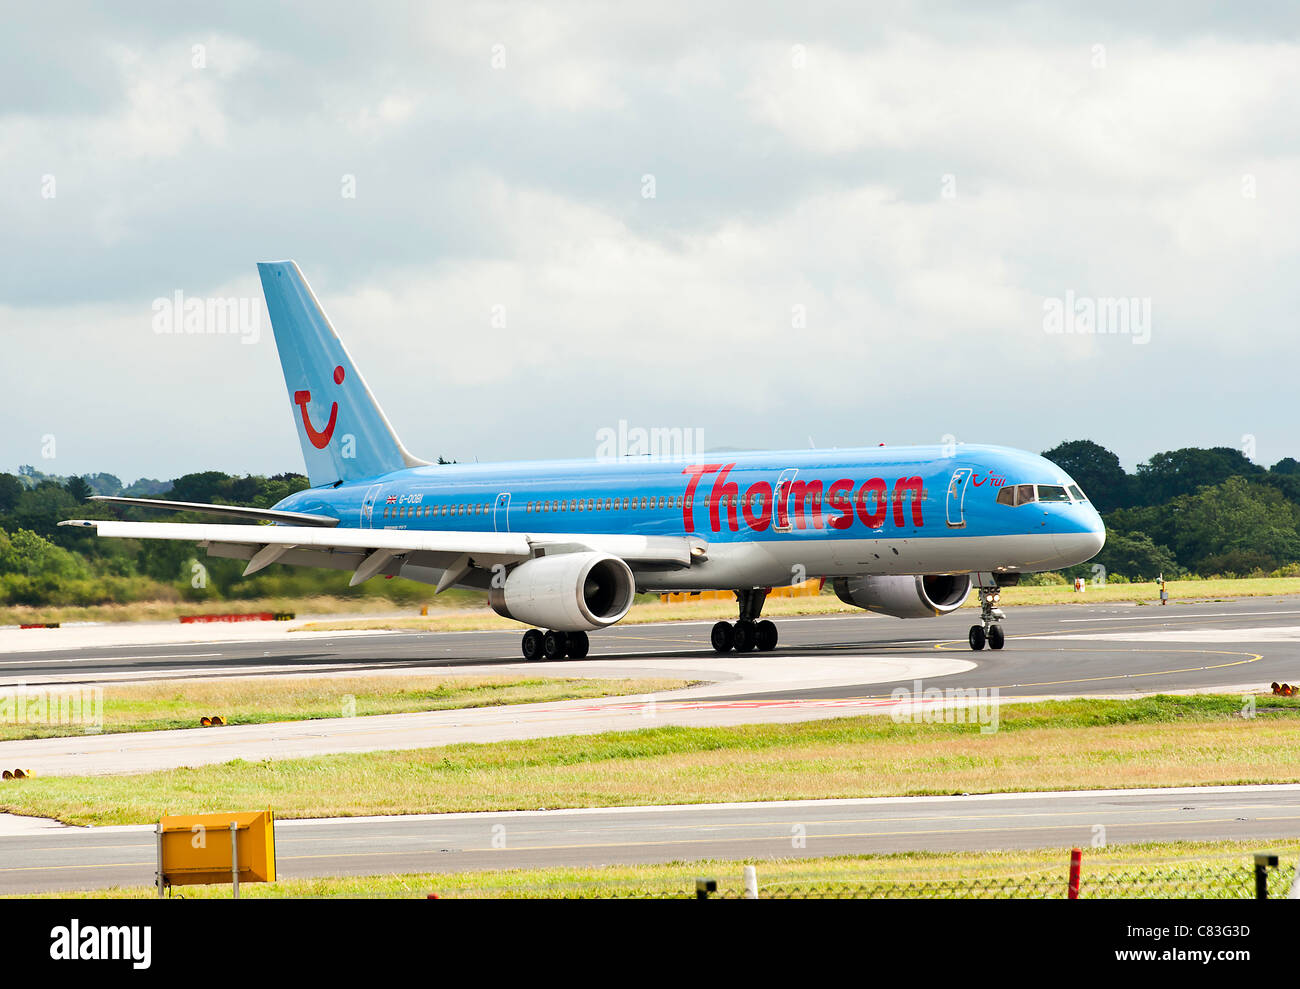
xmin=59 ymin=519 xmax=704 ymax=590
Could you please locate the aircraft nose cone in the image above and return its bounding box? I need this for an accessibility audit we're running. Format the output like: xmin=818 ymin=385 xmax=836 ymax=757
xmin=1052 ymin=520 xmax=1105 ymax=565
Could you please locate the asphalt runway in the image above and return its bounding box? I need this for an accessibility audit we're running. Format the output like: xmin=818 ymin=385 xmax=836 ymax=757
xmin=2 ymin=785 xmax=1297 ymax=895
xmin=2 ymin=595 xmax=1297 ymax=698
xmin=7 ymin=597 xmax=1300 ymax=774
xmin=3 ymin=596 xmax=1299 ymax=776
xmin=3 ymin=599 xmax=1300 ymax=894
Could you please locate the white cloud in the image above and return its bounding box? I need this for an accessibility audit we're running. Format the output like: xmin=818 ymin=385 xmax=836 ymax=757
xmin=744 ymin=35 xmax=1300 ymax=184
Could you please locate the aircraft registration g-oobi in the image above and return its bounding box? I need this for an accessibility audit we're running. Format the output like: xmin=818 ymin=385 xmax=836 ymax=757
xmin=63 ymin=262 xmax=1105 ymax=660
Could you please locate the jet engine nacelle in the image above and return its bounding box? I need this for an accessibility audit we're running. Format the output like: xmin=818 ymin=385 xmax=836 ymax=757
xmin=488 ymin=551 xmax=636 ymax=632
xmin=832 ymin=573 xmax=972 ymax=619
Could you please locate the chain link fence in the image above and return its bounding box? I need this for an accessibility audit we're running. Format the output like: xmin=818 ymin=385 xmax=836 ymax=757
xmin=654 ymin=854 xmax=1297 ymax=899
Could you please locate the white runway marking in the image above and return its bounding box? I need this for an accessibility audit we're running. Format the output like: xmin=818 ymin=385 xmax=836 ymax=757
xmin=1058 ymin=610 xmax=1300 ymax=623
xmin=1043 ymin=625 xmax=1300 ymax=643
xmin=0 ymin=652 xmax=223 ymax=667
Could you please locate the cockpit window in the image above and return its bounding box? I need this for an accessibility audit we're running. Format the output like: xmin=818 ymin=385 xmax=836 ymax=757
xmin=997 ymin=482 xmax=1086 ymax=506
xmin=997 ymin=484 xmax=1038 ymax=506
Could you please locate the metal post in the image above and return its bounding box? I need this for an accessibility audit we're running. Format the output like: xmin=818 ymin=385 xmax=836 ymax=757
xmin=1068 ymin=847 xmax=1082 ymax=900
xmin=231 ymin=821 xmax=240 ymax=899
xmin=1254 ymin=852 xmax=1278 ymax=900
xmin=156 ymin=822 xmax=164 ymax=898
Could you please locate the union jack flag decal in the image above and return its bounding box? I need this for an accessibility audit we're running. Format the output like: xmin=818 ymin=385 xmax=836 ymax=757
xmin=386 ymin=495 xmax=397 ymax=504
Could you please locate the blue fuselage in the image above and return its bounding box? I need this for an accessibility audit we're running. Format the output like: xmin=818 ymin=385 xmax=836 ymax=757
xmin=274 ymin=443 xmax=1104 ymax=586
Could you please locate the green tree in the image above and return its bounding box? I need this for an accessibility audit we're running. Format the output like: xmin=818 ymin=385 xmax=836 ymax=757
xmin=0 ymin=527 xmax=89 ymax=579
xmin=0 ymin=473 xmax=21 ymax=513
xmin=167 ymin=471 xmax=233 ymax=503
xmin=1092 ymin=530 xmax=1178 ymax=581
xmin=1165 ymin=477 xmax=1300 ymax=572
xmin=1134 ymin=447 xmax=1263 ymax=506
xmin=84 ymin=472 xmax=124 ymax=496
xmin=65 ymin=475 xmax=93 ymax=503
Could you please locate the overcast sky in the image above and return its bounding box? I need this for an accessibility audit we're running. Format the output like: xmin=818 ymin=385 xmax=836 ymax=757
xmin=3 ymin=1 xmax=1298 ymax=482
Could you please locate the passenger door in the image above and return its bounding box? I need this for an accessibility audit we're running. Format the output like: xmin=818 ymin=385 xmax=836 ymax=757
xmin=361 ymin=484 xmax=383 ymax=529
xmin=773 ymin=468 xmax=799 ymax=532
xmin=493 ymin=492 xmax=512 ymax=533
xmin=946 ymin=468 xmax=972 ymax=528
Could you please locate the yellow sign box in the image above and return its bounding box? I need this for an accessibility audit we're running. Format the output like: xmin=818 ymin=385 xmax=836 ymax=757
xmin=157 ymin=810 xmax=276 ymax=892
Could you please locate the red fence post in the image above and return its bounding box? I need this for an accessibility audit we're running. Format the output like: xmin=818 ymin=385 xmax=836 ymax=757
xmin=1068 ymin=847 xmax=1082 ymax=899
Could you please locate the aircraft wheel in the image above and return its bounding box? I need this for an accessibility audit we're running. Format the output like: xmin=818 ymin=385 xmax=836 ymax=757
xmin=987 ymin=625 xmax=1005 ymax=650
xmin=521 ymin=629 xmax=544 ymax=661
xmin=755 ymin=620 xmax=778 ymax=652
xmin=733 ymin=621 xmax=756 ymax=653
xmin=566 ymin=630 xmax=590 ymax=659
xmin=543 ymin=630 xmax=568 ymax=660
xmin=968 ymin=625 xmax=986 ymax=651
xmin=710 ymin=621 xmax=734 ymax=654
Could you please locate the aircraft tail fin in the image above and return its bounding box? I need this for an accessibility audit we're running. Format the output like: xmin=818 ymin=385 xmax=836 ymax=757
xmin=257 ymin=261 xmax=428 ymax=486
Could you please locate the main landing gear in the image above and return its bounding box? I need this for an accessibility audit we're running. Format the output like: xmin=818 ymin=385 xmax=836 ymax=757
xmin=711 ymin=588 xmax=779 ymax=654
xmin=521 ymin=628 xmax=590 ymax=661
xmin=968 ymin=584 xmax=1006 ymax=651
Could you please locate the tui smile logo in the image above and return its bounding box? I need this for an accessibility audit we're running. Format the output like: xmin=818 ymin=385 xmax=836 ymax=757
xmin=294 ymin=364 xmax=344 ymax=449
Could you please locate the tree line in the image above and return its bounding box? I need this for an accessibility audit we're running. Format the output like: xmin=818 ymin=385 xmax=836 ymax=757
xmin=1042 ymin=440 xmax=1300 ymax=581
xmin=0 ymin=441 xmax=1297 ymax=607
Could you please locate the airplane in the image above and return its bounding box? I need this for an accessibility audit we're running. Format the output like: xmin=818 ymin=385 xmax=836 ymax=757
xmin=62 ymin=261 xmax=1106 ymax=660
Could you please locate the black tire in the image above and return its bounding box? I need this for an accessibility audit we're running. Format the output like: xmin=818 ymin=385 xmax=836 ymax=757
xmin=987 ymin=625 xmax=1005 ymax=650
xmin=755 ymin=620 xmax=778 ymax=652
xmin=968 ymin=625 xmax=986 ymax=651
xmin=543 ymin=630 xmax=568 ymax=660
xmin=710 ymin=621 xmax=734 ymax=654
xmin=521 ymin=629 xmax=544 ymax=661
xmin=733 ymin=621 xmax=756 ymax=653
xmin=566 ymin=630 xmax=590 ymax=659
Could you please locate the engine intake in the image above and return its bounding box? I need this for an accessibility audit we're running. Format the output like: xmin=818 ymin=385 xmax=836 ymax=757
xmin=489 ymin=551 xmax=636 ymax=632
xmin=832 ymin=573 xmax=972 ymax=619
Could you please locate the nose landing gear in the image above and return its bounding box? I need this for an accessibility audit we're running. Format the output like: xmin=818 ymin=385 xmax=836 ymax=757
xmin=968 ymin=584 xmax=1006 ymax=651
